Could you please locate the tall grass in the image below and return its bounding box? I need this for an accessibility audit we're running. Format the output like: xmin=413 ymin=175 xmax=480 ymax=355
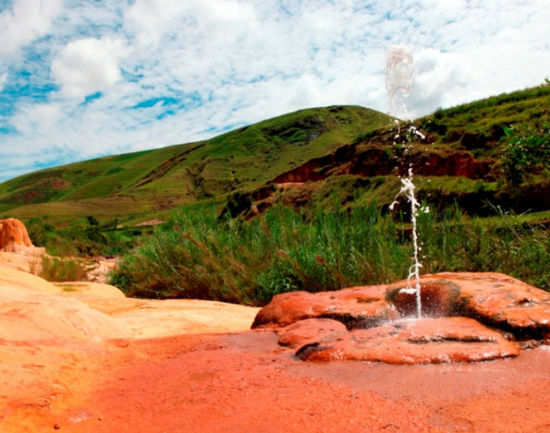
xmin=110 ymin=204 xmax=550 ymax=305
xmin=40 ymin=256 xmax=89 ymax=282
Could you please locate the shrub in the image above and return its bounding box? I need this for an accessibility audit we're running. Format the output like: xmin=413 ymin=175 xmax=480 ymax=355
xmin=502 ymin=125 xmax=550 ymax=187
xmin=40 ymin=256 xmax=89 ymax=282
xmin=111 ymin=203 xmax=550 ymax=305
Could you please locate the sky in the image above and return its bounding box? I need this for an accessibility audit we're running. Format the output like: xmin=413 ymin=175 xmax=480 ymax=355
xmin=1 ymin=0 xmax=549 ymax=182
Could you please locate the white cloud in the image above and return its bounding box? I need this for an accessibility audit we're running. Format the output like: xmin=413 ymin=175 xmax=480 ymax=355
xmin=0 ymin=72 xmax=7 ymax=91
xmin=0 ymin=0 xmax=62 ymax=57
xmin=51 ymin=38 xmax=127 ymax=98
xmin=1 ymin=0 xmax=550 ymax=181
xmin=10 ymin=102 xmax=62 ymax=136
xmin=124 ymin=0 xmax=257 ymax=46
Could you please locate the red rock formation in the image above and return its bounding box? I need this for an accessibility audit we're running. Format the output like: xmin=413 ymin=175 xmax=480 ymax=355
xmin=271 ymin=144 xmax=493 ymax=184
xmin=0 ymin=218 xmax=33 ymax=253
xmin=253 ymin=285 xmax=399 ymax=329
xmin=253 ymin=272 xmax=550 ymax=364
xmin=294 ymin=317 xmax=519 ymax=364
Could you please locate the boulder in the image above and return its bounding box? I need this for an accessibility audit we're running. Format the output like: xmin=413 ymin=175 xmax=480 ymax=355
xmin=0 ymin=218 xmax=33 ymax=253
xmin=277 ymin=318 xmax=347 ymax=349
xmin=252 ymin=285 xmax=399 ymax=329
xmin=294 ymin=317 xmax=519 ymax=364
xmin=253 ymin=272 xmax=550 ymax=364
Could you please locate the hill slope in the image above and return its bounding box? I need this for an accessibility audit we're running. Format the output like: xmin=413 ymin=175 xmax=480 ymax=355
xmin=1 ymin=84 xmax=550 ymax=225
xmin=0 ymin=105 xmax=391 ymax=222
xmin=233 ymin=84 xmax=550 ymax=217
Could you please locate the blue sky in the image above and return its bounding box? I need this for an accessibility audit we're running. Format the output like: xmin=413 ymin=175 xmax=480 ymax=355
xmin=1 ymin=0 xmax=549 ymax=182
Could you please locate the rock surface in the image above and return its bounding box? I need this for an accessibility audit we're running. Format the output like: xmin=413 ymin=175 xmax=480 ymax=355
xmin=0 ymin=261 xmax=259 ymax=432
xmin=42 ymin=332 xmax=550 ymax=433
xmin=0 ymin=218 xmax=34 ymax=252
xmin=253 ymin=285 xmax=399 ymax=329
xmin=3 ymin=270 xmax=550 ymax=432
xmin=254 ymin=272 xmax=550 ymax=364
xmin=294 ymin=317 xmax=519 ymax=364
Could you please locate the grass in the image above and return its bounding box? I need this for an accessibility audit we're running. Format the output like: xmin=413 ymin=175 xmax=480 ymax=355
xmin=40 ymin=256 xmax=89 ymax=282
xmin=3 ymin=83 xmax=550 ymax=273
xmin=418 ymin=83 xmax=550 ymax=152
xmin=110 ymin=204 xmax=550 ymax=305
xmin=26 ymin=215 xmax=146 ymax=257
xmin=0 ymin=105 xmax=392 ymax=223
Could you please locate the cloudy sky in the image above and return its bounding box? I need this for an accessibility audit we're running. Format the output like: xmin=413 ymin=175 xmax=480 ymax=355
xmin=0 ymin=0 xmax=549 ymax=182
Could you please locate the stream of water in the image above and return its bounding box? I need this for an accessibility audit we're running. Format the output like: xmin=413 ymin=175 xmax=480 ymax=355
xmin=386 ymin=45 xmax=424 ymax=318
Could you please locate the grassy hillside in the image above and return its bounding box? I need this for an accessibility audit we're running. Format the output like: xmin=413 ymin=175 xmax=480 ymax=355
xmin=1 ymin=84 xmax=550 ymax=260
xmin=0 ymin=105 xmax=391 ymax=222
xmin=231 ymin=84 xmax=550 ymax=218
xmin=3 ymin=84 xmax=549 ymax=224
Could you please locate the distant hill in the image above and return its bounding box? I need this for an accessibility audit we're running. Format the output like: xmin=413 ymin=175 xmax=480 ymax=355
xmin=0 ymin=105 xmax=391 ymax=223
xmin=1 ymin=84 xmax=550 ymax=225
xmin=228 ymin=84 xmax=550 ymax=219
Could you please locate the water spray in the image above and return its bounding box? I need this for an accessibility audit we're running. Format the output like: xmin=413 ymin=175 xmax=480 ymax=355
xmin=386 ymin=44 xmax=424 ymax=319
xmin=386 ymin=45 xmax=415 ymax=121
xmin=390 ymin=168 xmax=424 ymax=318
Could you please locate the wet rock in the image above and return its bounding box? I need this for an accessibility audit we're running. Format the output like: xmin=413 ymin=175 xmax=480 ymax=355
xmin=276 ymin=318 xmax=347 ymax=348
xmin=389 ymin=273 xmax=550 ymax=337
xmin=297 ymin=317 xmax=520 ymax=364
xmin=252 ymin=285 xmax=399 ymax=329
xmin=253 ymin=272 xmax=550 ymax=364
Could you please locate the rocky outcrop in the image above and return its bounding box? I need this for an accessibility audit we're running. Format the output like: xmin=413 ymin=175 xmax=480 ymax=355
xmin=253 ymin=272 xmax=550 ymax=364
xmin=0 ymin=218 xmax=34 ymax=253
xmin=0 ymin=262 xmax=260 ymax=431
xmin=293 ymin=317 xmax=519 ymax=364
xmin=253 ymin=285 xmax=399 ymax=329
xmin=271 ymin=144 xmax=493 ymax=185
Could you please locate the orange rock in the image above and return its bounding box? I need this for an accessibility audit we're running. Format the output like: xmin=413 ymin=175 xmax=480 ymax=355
xmin=296 ymin=317 xmax=520 ymax=364
xmin=277 ymin=318 xmax=347 ymax=348
xmin=254 ymin=272 xmax=550 ymax=364
xmin=256 ymin=272 xmax=550 ymax=338
xmin=388 ymin=273 xmax=550 ymax=336
xmin=0 ymin=218 xmax=33 ymax=253
xmin=252 ymin=285 xmax=399 ymax=329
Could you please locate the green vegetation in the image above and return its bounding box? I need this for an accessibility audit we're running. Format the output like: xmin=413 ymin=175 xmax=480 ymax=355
xmin=417 ymin=84 xmax=550 ymax=156
xmin=501 ymin=124 xmax=550 ymax=187
xmin=110 ymin=204 xmax=550 ymax=305
xmin=3 ymin=85 xmax=550 ymax=303
xmin=39 ymin=256 xmax=88 ymax=282
xmin=26 ymin=216 xmax=144 ymax=257
xmin=0 ymin=106 xmax=392 ymax=223
xmin=2 ymin=85 xmax=550 ymax=226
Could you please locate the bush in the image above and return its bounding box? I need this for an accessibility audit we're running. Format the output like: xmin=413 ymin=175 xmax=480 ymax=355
xmin=110 ymin=203 xmax=550 ymax=305
xmin=40 ymin=257 xmax=89 ymax=282
xmin=502 ymin=125 xmax=550 ymax=186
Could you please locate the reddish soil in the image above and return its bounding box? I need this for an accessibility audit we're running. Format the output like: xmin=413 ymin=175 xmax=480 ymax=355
xmin=5 ymin=272 xmax=550 ymax=432
xmin=41 ymin=331 xmax=550 ymax=433
xmin=271 ymin=143 xmax=492 ymax=185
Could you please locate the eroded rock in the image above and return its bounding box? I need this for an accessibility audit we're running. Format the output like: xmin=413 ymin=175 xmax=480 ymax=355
xmin=387 ymin=273 xmax=550 ymax=337
xmin=295 ymin=317 xmax=519 ymax=364
xmin=252 ymin=285 xmax=399 ymax=329
xmin=277 ymin=318 xmax=347 ymax=349
xmin=254 ymin=272 xmax=550 ymax=364
xmin=0 ymin=218 xmax=33 ymax=253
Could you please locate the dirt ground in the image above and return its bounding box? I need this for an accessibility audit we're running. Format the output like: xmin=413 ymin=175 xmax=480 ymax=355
xmin=12 ymin=331 xmax=550 ymax=433
xmin=3 ymin=261 xmax=550 ymax=433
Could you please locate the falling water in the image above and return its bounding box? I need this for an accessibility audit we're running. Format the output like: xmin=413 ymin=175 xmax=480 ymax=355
xmin=390 ymin=167 xmax=423 ymax=318
xmin=386 ymin=45 xmax=424 ymax=318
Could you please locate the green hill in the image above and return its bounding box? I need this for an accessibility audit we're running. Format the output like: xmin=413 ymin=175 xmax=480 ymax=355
xmin=232 ymin=84 xmax=550 ymax=218
xmin=0 ymin=105 xmax=392 ymax=223
xmin=1 ymin=83 xmax=550 ymax=226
